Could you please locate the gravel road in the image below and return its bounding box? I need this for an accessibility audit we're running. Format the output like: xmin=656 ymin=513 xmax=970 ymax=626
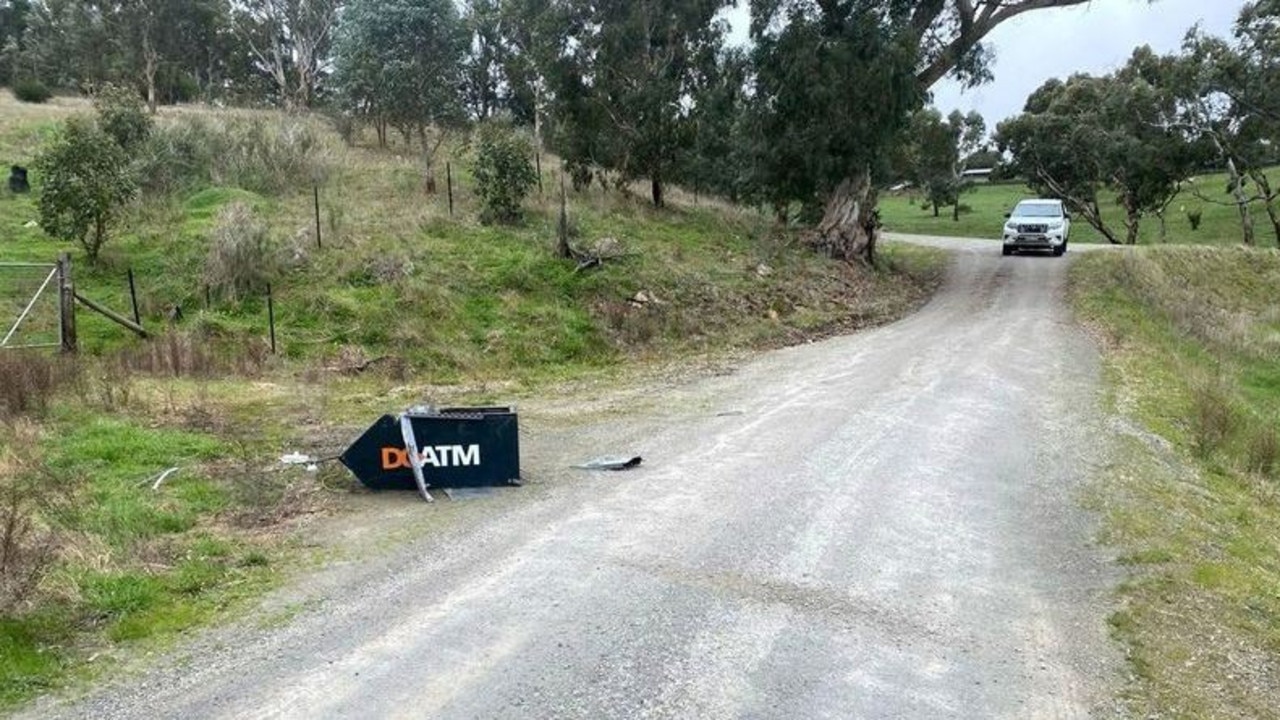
xmin=28 ymin=236 xmax=1123 ymax=719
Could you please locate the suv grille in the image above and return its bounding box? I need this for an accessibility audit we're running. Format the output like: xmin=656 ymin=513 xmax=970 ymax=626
xmin=1017 ymin=223 xmax=1048 ymax=234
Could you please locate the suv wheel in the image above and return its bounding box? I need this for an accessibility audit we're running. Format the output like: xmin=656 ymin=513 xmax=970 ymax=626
xmin=1002 ymin=246 xmax=1013 ymax=256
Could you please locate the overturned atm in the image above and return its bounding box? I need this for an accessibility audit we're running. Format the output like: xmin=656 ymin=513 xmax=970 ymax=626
xmin=340 ymin=406 xmax=521 ymax=502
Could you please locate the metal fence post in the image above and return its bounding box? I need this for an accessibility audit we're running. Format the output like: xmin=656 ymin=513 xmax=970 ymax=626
xmin=447 ymin=162 xmax=454 ymax=217
xmin=314 ymin=183 xmax=323 ymax=249
xmin=127 ymin=267 xmax=140 ymax=326
xmin=266 ymin=284 xmax=276 ymax=354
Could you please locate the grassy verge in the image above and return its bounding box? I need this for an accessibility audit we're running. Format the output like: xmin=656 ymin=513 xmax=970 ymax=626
xmin=1069 ymin=247 xmax=1280 ymax=717
xmin=880 ymin=174 xmax=1280 ymax=246
xmin=0 ymin=91 xmax=947 ymax=708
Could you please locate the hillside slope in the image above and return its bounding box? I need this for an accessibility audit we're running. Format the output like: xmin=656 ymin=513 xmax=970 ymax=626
xmin=1 ymin=92 xmax=941 ymax=376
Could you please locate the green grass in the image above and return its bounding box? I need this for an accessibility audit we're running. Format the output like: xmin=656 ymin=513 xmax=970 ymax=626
xmin=0 ymin=414 xmax=281 ymax=706
xmin=1070 ymin=247 xmax=1280 ymax=717
xmin=881 ymin=175 xmax=1280 ymax=246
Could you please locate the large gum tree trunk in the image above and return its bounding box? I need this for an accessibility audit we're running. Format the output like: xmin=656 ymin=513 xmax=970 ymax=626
xmin=1249 ymin=169 xmax=1280 ymax=247
xmin=1121 ymin=193 xmax=1141 ymax=245
xmin=808 ymin=171 xmax=878 ymax=265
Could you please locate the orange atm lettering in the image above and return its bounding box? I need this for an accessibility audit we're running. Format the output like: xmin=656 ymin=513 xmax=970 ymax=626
xmin=381 ymin=447 xmax=409 ymax=470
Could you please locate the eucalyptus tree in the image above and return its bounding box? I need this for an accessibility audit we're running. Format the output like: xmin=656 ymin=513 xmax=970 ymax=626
xmin=545 ymin=0 xmax=730 ymax=208
xmin=1201 ymin=0 xmax=1280 ymax=245
xmin=1166 ymin=28 xmax=1277 ymax=245
xmin=906 ymin=108 xmax=985 ymax=220
xmin=998 ymin=53 xmax=1200 ymax=245
xmin=0 ymin=0 xmax=33 ymax=86
xmin=232 ymin=0 xmax=341 ymax=109
xmin=747 ymin=0 xmax=1109 ymax=264
xmin=678 ymin=46 xmax=750 ymax=201
xmin=332 ymin=0 xmax=467 ymax=190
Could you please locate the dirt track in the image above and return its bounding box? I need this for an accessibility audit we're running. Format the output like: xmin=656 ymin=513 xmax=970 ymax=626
xmin=26 ymin=236 xmax=1123 ymax=719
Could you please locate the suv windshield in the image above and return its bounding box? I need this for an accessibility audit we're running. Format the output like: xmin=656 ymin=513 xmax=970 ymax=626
xmin=1013 ymin=203 xmax=1062 ymax=218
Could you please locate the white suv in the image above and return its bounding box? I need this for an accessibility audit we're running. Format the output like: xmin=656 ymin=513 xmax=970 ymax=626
xmin=1002 ymin=199 xmax=1071 ymax=256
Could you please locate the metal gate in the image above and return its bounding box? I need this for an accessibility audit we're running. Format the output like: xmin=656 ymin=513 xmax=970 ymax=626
xmin=0 ymin=259 xmax=68 ymax=351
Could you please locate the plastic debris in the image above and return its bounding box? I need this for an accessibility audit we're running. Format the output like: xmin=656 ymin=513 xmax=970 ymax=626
xmin=442 ymin=487 xmax=502 ymax=500
xmin=280 ymin=452 xmax=313 ymax=466
xmin=574 ymin=456 xmax=643 ymax=471
xmin=150 ymin=467 xmax=180 ymax=491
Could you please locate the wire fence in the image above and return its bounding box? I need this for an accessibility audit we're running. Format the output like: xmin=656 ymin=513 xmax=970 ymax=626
xmin=0 ymin=262 xmax=61 ymax=350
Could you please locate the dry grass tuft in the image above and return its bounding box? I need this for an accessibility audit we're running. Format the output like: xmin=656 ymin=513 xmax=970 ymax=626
xmin=0 ymin=352 xmax=77 ymax=420
xmin=0 ymin=422 xmax=63 ymax=611
xmin=1189 ymin=376 xmax=1238 ymax=458
xmin=1247 ymin=425 xmax=1279 ymax=479
xmin=205 ymin=202 xmax=277 ymax=303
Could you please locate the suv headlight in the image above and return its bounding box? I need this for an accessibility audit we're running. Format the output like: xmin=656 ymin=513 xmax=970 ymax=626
xmin=1047 ymin=221 xmax=1064 ymax=230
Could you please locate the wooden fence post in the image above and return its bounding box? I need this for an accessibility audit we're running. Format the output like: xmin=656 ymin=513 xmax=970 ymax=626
xmin=57 ymin=253 xmax=76 ymax=354
xmin=556 ymin=172 xmax=572 ymax=260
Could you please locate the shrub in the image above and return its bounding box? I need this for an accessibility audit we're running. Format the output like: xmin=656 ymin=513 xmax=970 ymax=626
xmin=94 ymin=83 xmax=153 ymax=151
xmin=132 ymin=115 xmax=331 ymax=197
xmin=1187 ymin=208 xmax=1203 ymax=231
xmin=1190 ymin=378 xmax=1238 ymax=458
xmin=1247 ymin=425 xmax=1278 ymax=478
xmin=330 ymin=113 xmax=357 ymax=146
xmin=472 ymin=119 xmax=538 ymax=224
xmin=568 ymin=162 xmax=593 ymax=192
xmin=213 ymin=116 xmax=330 ymax=194
xmin=204 ymin=201 xmax=276 ymax=303
xmin=34 ymin=118 xmax=137 ymax=263
xmin=12 ymin=79 xmax=52 ymax=104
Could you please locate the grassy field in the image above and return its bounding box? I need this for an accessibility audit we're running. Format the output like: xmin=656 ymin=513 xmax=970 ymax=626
xmin=1070 ymin=247 xmax=1280 ymax=717
xmin=881 ymin=177 xmax=1280 ymax=246
xmin=0 ymin=90 xmax=946 ymax=707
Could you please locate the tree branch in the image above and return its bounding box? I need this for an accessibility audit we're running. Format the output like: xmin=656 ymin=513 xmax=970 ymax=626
xmin=915 ymin=0 xmax=1094 ymax=89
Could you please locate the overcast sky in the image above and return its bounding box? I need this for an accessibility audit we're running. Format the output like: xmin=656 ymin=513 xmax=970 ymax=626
xmin=724 ymin=0 xmax=1247 ymax=130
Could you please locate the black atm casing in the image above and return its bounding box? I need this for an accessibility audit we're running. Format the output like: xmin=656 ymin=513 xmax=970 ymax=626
xmin=340 ymin=407 xmax=521 ymax=490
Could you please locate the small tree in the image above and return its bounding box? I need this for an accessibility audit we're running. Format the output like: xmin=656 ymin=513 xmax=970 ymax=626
xmin=94 ymin=83 xmax=153 ymax=151
xmin=34 ymin=118 xmax=137 ymax=263
xmin=907 ymin=109 xmax=960 ymax=218
xmin=472 ymin=120 xmax=537 ymax=224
